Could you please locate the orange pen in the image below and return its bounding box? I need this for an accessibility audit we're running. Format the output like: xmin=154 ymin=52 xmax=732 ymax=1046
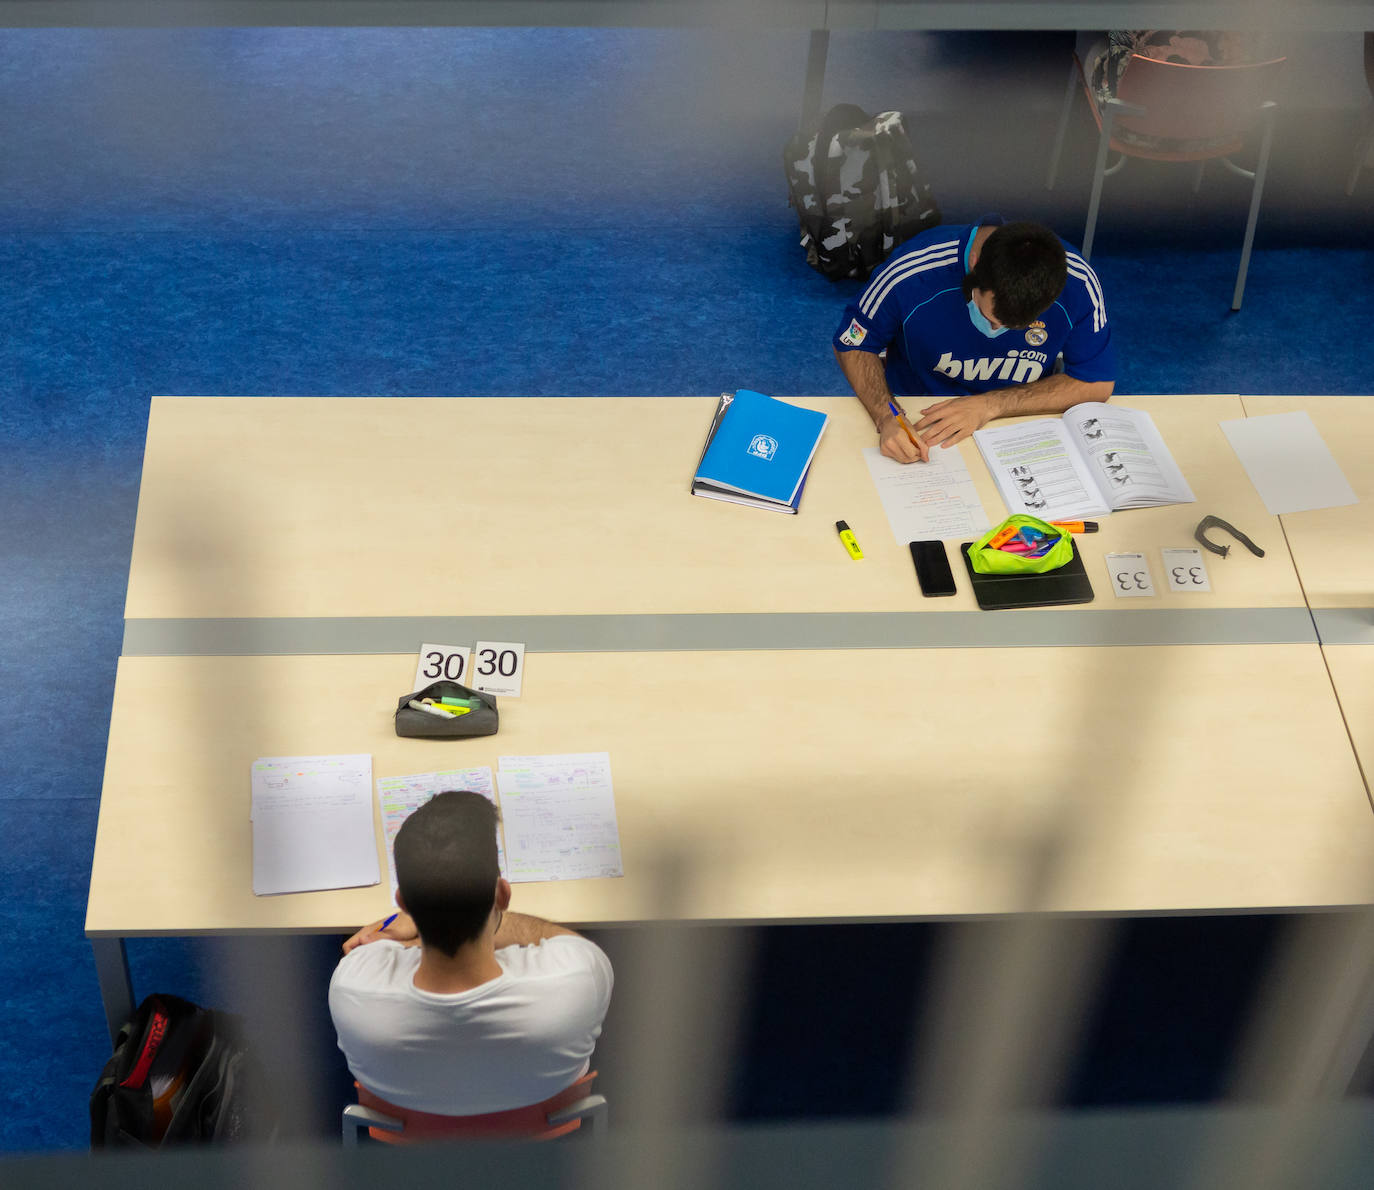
xmin=1049 ymin=520 xmax=1100 ymax=534
xmin=886 ymin=401 xmax=923 ymax=452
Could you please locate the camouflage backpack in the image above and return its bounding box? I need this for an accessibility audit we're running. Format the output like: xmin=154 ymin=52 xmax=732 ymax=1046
xmin=784 ymin=103 xmax=941 ymax=282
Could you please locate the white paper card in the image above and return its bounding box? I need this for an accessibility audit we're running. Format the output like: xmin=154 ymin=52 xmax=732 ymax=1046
xmin=250 ymin=754 xmax=378 ymax=896
xmin=414 ymin=644 xmax=472 ymax=691
xmin=862 ymin=445 xmax=991 ymax=544
xmin=377 ymin=768 xmax=501 ymax=896
xmin=1162 ymin=548 xmax=1212 ymax=592
xmin=471 ymin=641 xmax=526 ymax=697
xmin=1219 ymin=412 xmax=1358 ymax=515
xmin=1104 ymin=553 xmax=1156 ymax=598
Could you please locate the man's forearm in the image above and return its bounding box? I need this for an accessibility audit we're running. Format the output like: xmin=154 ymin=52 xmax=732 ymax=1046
xmin=984 ymin=374 xmax=1113 ymax=419
xmin=834 ymin=348 xmax=897 ymax=429
xmin=494 ymin=910 xmax=578 ymax=947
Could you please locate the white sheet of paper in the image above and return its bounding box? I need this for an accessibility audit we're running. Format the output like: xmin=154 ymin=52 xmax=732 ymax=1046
xmin=496 ymin=753 xmax=623 ymax=883
xmin=377 ymin=767 xmax=501 ymax=896
xmin=250 ymin=754 xmax=378 ymax=896
xmin=862 ymin=445 xmax=991 ymax=543
xmin=1219 ymin=412 xmax=1358 ymax=515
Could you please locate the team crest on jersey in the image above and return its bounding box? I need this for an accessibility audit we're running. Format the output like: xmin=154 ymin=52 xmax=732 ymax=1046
xmin=839 ymin=319 xmax=868 ymax=347
xmin=747 ymin=434 xmax=778 ymax=461
xmin=1024 ymin=321 xmax=1048 ymax=347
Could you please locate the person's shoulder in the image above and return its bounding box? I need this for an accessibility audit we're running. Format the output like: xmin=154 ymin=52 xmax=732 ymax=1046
xmin=859 ymin=225 xmax=965 ymax=305
xmin=332 ymin=940 xmax=415 ymax=992
xmin=500 ymin=935 xmax=612 ymax=980
xmin=1058 ymin=245 xmax=1110 ymax=323
xmin=888 ymin=224 xmax=965 ymax=268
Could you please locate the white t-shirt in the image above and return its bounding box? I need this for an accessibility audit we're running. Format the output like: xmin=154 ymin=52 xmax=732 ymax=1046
xmin=328 ymin=935 xmax=614 ymax=1114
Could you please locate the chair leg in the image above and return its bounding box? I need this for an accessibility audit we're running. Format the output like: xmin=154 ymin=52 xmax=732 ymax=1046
xmin=1046 ymin=57 xmax=1080 ymax=190
xmin=1233 ymin=101 xmax=1277 ymax=311
xmin=1082 ymin=104 xmax=1119 ymax=260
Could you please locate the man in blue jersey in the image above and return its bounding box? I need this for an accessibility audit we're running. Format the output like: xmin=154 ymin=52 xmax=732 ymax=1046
xmin=832 ymin=217 xmax=1114 ymax=463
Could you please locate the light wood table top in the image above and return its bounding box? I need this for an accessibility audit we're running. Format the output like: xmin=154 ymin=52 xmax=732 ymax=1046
xmin=1240 ymin=396 xmax=1374 ymax=612
xmin=87 ymin=645 xmax=1374 ymax=934
xmin=123 ymin=394 xmax=1305 ymax=620
xmin=1323 ymin=646 xmax=1374 ymax=804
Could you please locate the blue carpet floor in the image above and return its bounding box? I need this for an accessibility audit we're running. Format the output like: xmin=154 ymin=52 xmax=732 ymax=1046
xmin=2 ymin=25 xmax=1372 ymax=1154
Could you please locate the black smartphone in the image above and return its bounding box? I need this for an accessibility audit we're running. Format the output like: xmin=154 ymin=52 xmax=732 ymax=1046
xmin=910 ymin=540 xmax=957 ymax=597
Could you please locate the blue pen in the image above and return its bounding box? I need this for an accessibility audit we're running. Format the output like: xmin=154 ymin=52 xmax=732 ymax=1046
xmin=380 ymin=912 xmax=399 ymax=932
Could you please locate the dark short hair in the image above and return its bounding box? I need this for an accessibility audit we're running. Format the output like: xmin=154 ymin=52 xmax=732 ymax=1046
xmin=963 ymin=221 xmax=1068 ymax=328
xmin=394 ymin=791 xmax=501 ymax=957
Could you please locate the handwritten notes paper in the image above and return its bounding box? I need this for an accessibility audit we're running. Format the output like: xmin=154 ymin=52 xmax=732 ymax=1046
xmin=376 ymin=767 xmax=501 ymax=895
xmin=863 ymin=445 xmax=991 ymax=543
xmin=496 ymin=753 xmax=624 ymax=883
xmin=251 ymin=754 xmax=378 ymax=896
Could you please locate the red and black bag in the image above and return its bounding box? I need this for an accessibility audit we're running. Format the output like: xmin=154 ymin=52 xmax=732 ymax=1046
xmin=90 ymin=993 xmax=271 ymax=1147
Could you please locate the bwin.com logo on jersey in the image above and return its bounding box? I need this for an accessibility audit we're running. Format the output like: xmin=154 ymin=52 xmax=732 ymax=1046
xmin=747 ymin=434 xmax=778 ymax=461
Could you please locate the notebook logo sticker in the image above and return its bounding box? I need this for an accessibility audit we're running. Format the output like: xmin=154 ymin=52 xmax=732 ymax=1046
xmin=747 ymin=434 xmax=778 ymax=461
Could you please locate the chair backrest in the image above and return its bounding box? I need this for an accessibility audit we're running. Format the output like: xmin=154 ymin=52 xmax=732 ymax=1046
xmin=1113 ymin=55 xmax=1286 ymax=146
xmin=354 ymin=1070 xmax=599 ymax=1144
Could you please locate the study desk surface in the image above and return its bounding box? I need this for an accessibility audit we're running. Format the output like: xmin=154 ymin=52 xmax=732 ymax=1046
xmin=124 ymin=394 xmax=1303 ymax=620
xmin=86 ymin=646 xmax=1374 ymax=936
xmin=1240 ymin=396 xmax=1374 ymax=611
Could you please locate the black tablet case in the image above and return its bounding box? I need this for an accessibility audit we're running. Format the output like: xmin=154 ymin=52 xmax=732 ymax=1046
xmin=959 ymin=540 xmax=1095 ymax=610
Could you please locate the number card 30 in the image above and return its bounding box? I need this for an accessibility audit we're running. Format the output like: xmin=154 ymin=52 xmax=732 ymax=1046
xmin=471 ymin=641 xmax=526 ymax=697
xmin=415 ymin=644 xmax=472 ymax=691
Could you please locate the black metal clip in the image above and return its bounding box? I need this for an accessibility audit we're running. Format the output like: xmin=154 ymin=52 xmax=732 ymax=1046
xmin=1194 ymin=515 xmax=1264 ymax=559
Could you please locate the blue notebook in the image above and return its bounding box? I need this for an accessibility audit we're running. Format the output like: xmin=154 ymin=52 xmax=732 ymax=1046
xmin=691 ymin=390 xmax=828 ymax=514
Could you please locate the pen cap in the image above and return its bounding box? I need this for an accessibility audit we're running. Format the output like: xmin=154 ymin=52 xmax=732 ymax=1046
xmin=836 ymin=520 xmax=850 ymax=532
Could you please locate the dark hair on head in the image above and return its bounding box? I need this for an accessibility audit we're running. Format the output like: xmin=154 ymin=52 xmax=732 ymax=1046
xmin=962 ymin=221 xmax=1068 ymax=328
xmin=394 ymin=790 xmax=501 ymax=958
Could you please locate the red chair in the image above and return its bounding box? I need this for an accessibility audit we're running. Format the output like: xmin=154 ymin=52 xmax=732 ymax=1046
xmin=1047 ymin=51 xmax=1287 ymax=310
xmin=341 ymin=1071 xmax=606 ymax=1146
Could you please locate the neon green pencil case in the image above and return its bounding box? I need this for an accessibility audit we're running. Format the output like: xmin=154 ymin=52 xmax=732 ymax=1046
xmin=969 ymin=515 xmax=1072 ymax=575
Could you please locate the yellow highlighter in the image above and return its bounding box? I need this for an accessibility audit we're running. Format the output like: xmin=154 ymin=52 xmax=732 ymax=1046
xmin=835 ymin=520 xmax=864 ymax=560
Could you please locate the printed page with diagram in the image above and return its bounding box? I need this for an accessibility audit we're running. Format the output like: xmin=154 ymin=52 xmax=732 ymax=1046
xmin=1061 ymin=403 xmax=1194 ymax=510
xmin=973 ymin=418 xmax=1110 ymax=521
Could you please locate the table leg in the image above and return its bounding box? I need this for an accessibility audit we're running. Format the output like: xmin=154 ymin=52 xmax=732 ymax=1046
xmin=801 ymin=29 xmax=829 ymax=129
xmin=91 ymin=936 xmax=134 ymax=1046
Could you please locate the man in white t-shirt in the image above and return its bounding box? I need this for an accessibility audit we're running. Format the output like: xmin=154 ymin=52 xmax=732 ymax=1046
xmin=329 ymin=790 xmax=614 ymax=1115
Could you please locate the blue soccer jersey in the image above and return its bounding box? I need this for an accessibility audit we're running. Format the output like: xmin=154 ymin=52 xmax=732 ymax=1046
xmin=832 ymin=220 xmax=1114 ymax=399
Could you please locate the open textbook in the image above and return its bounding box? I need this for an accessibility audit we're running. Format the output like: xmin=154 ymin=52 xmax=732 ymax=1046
xmin=973 ymin=403 xmax=1194 ymax=521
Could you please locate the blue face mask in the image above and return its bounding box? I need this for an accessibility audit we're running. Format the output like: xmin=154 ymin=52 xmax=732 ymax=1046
xmin=967 ymin=297 xmax=1009 ymax=338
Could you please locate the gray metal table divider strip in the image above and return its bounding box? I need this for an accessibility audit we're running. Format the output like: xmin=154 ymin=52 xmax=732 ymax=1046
xmin=122 ymin=607 xmax=1328 ymax=656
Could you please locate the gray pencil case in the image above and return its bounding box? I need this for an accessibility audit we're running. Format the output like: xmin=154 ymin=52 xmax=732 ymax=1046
xmin=394 ymin=680 xmax=499 ymax=739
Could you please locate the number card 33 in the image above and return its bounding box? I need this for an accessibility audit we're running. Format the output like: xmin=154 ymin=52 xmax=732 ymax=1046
xmin=1104 ymin=553 xmax=1156 ymax=598
xmin=1161 ymin=548 xmax=1212 ymax=593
